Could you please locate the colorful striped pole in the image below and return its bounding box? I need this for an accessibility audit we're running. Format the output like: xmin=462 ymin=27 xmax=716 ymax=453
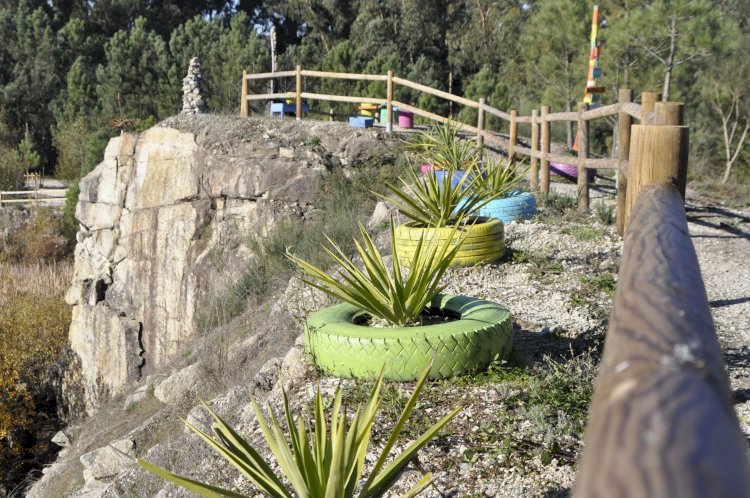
xmin=583 ymin=4 xmax=604 ymax=106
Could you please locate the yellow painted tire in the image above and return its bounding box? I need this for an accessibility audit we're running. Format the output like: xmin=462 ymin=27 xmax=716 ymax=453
xmin=394 ymin=217 xmax=504 ymax=267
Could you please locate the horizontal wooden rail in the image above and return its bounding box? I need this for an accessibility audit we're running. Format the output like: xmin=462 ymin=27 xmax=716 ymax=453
xmin=300 ymin=93 xmax=383 ymax=105
xmin=244 ymin=70 xmax=296 ymax=80
xmin=622 ymin=102 xmax=643 ymax=120
xmin=544 ymin=111 xmax=579 ymax=122
xmin=246 ymin=92 xmax=295 ymax=101
xmin=301 ymin=70 xmax=387 ymax=82
xmin=574 ymin=182 xmax=750 ymax=497
xmin=392 ymin=77 xmax=480 ymax=109
xmin=239 ymin=68 xmax=650 ymax=207
xmin=481 ymin=105 xmax=511 ymax=121
xmin=581 ymin=103 xmax=619 ymax=120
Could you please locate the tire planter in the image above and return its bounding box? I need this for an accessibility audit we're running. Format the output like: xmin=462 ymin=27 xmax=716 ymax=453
xmin=431 ymin=169 xmax=480 ymax=190
xmin=304 ymin=294 xmax=513 ymax=380
xmin=458 ymin=191 xmax=537 ymax=224
xmin=550 ymin=161 xmax=596 ymax=181
xmin=394 ymin=216 xmax=504 ymax=267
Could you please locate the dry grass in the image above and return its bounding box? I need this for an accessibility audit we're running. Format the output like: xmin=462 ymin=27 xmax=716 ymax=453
xmin=0 ymin=260 xmax=73 ymax=307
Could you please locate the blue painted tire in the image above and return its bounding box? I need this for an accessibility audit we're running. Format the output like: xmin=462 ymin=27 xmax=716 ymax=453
xmin=433 ymin=169 xmax=473 ymax=190
xmin=458 ymin=192 xmax=537 ymax=224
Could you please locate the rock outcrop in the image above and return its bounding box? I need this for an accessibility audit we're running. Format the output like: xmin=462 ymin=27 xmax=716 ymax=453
xmin=64 ymin=115 xmax=397 ymax=415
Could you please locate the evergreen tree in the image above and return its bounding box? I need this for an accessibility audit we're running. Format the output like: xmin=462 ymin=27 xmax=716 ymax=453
xmin=96 ymin=17 xmax=179 ymax=121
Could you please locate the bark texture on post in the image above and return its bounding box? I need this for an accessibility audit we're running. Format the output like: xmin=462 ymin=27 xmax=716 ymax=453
xmin=386 ymin=70 xmax=394 ymax=133
xmin=616 ymin=88 xmax=632 ymax=236
xmin=240 ymin=70 xmax=248 ymax=117
xmin=540 ymin=105 xmax=550 ymax=195
xmin=641 ymin=91 xmax=660 ymax=124
xmin=295 ymin=65 xmax=302 ymax=121
xmin=509 ymin=109 xmax=517 ymax=160
xmin=530 ymin=109 xmax=539 ymax=191
xmin=625 ymin=124 xmax=689 ymax=224
xmin=574 ymin=182 xmax=750 ymax=498
xmin=577 ymin=102 xmax=589 ymax=214
xmin=477 ymin=97 xmax=486 ymax=156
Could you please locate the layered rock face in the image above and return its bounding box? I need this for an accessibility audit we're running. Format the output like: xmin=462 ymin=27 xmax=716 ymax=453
xmin=64 ymin=116 xmax=395 ymax=414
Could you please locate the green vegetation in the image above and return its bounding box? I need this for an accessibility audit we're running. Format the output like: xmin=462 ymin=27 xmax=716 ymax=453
xmin=197 ymin=164 xmax=400 ymax=333
xmin=288 ymin=219 xmax=462 ymax=327
xmin=0 ymin=261 xmax=72 ymax=476
xmin=594 ymin=201 xmax=616 ymax=226
xmin=561 ymin=225 xmax=604 ymax=241
xmin=383 ymin=123 xmax=525 ymax=228
xmin=139 ymin=364 xmax=460 ymax=498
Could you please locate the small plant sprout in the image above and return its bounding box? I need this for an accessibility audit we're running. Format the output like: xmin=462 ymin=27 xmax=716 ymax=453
xmin=138 ymin=363 xmax=461 ymax=498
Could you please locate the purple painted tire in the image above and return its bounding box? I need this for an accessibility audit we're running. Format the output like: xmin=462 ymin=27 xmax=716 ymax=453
xmin=550 ymin=161 xmax=596 ymax=180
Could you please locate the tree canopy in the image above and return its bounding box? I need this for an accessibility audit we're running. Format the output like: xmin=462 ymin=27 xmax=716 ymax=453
xmin=0 ymin=0 xmax=746 ymax=191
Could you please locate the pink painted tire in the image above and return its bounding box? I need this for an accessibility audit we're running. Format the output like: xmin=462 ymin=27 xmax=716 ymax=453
xmin=550 ymin=161 xmax=596 ymax=180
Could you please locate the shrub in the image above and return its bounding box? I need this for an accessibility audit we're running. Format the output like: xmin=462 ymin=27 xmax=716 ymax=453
xmin=0 ymin=292 xmax=71 ymax=463
xmin=288 ymin=219 xmax=463 ymax=327
xmin=7 ymin=207 xmax=68 ymax=263
xmin=139 ymin=364 xmax=460 ymax=497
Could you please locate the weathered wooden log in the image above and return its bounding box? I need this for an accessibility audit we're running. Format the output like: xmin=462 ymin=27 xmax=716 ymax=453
xmin=540 ymin=105 xmax=550 ymax=195
xmin=574 ymin=182 xmax=750 ymax=498
xmin=530 ymin=109 xmax=539 ymax=190
xmin=617 ymin=88 xmax=633 ymax=236
xmin=577 ymin=102 xmax=589 ymax=213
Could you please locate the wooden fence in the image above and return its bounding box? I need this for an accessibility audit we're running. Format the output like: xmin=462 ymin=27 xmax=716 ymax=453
xmin=573 ymin=113 xmax=750 ymax=495
xmin=0 ymin=189 xmax=67 ymax=207
xmin=239 ymin=66 xmax=664 ymax=234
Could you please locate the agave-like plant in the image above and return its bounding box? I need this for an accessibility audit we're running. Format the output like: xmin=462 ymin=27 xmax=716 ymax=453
xmin=378 ymin=156 xmax=526 ymax=228
xmin=138 ymin=363 xmax=461 ymax=498
xmin=405 ymin=121 xmax=479 ymax=171
xmin=286 ymin=218 xmax=463 ymax=327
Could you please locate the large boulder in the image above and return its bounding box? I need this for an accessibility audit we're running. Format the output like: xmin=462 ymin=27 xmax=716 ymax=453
xmin=63 ymin=115 xmax=397 ymax=415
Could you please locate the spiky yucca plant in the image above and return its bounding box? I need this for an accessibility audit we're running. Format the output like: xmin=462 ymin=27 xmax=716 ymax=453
xmin=287 ymin=218 xmax=463 ymax=327
xmin=405 ymin=120 xmax=479 ymax=171
xmin=138 ymin=363 xmax=460 ymax=498
xmin=378 ymin=156 xmax=525 ymax=228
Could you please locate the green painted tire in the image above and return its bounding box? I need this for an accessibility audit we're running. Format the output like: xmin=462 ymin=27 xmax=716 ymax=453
xmin=393 ymin=217 xmax=505 ymax=266
xmin=304 ymin=294 xmax=513 ymax=380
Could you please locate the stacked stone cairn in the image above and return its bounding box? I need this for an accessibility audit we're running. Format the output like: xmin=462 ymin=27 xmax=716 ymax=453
xmin=182 ymin=57 xmax=207 ymax=114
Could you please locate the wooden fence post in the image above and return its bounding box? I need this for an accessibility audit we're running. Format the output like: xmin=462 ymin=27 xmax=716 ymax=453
xmin=616 ymin=88 xmax=633 ymax=236
xmin=477 ymin=97 xmax=486 ymax=159
xmin=530 ymin=109 xmax=539 ymax=191
xmin=654 ymin=101 xmax=684 ymax=126
xmin=624 ymin=102 xmax=688 ymax=229
xmin=577 ymin=102 xmax=589 ymax=213
xmin=641 ymin=91 xmax=660 ymax=124
xmin=295 ymin=65 xmax=302 ymax=121
xmin=541 ymin=105 xmax=551 ymax=195
xmin=574 ymin=182 xmax=750 ymax=498
xmin=386 ymin=70 xmax=394 ymax=133
xmin=241 ymin=70 xmax=248 ymax=117
xmin=509 ymin=109 xmax=517 ymax=160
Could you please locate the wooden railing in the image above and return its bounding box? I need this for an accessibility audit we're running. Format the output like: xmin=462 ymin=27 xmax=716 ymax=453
xmin=240 ymin=66 xmax=655 ymax=234
xmin=573 ymin=117 xmax=750 ymax=496
xmin=0 ymin=189 xmax=67 ymax=207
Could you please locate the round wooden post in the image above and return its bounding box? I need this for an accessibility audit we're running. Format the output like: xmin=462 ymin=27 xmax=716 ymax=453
xmin=617 ymin=88 xmax=633 ymax=236
xmin=241 ymin=70 xmax=248 ymax=117
xmin=577 ymin=102 xmax=589 ymax=214
xmin=295 ymin=65 xmax=302 ymax=121
xmin=541 ymin=106 xmax=551 ymax=195
xmin=477 ymin=97 xmax=486 ymax=159
xmin=654 ymin=101 xmax=684 ymax=126
xmin=624 ymin=115 xmax=689 ymax=227
xmin=386 ymin=70 xmax=394 ymax=133
xmin=509 ymin=109 xmax=518 ymax=160
xmin=530 ymin=109 xmax=539 ymax=191
xmin=641 ymin=91 xmax=660 ymax=124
